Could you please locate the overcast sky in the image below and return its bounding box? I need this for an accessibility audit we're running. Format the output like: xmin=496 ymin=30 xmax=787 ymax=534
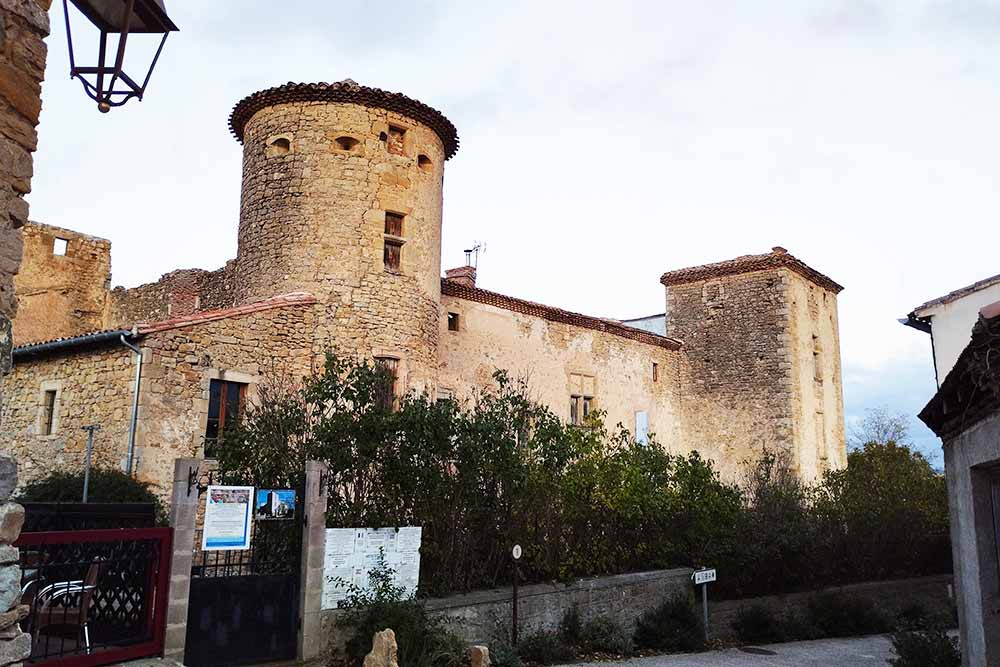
xmin=28 ymin=1 xmax=1000 ymax=465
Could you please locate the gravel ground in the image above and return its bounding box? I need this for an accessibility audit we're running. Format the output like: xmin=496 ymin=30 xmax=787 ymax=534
xmin=561 ymin=634 xmax=900 ymax=667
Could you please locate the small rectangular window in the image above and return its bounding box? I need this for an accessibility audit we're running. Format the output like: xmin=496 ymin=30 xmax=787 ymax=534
xmin=375 ymin=357 xmax=399 ymax=410
xmin=570 ymin=394 xmax=594 ymax=426
xmin=53 ymin=238 xmax=68 ymax=256
xmin=384 ymin=240 xmax=402 ymax=271
xmin=387 ymin=125 xmax=407 ymax=155
xmin=41 ymin=390 xmax=57 ymax=435
xmin=652 ymin=362 xmax=659 ymax=383
xmin=385 ymin=212 xmax=404 ymax=236
xmin=447 ymin=312 xmax=460 ymax=331
xmin=205 ymin=379 xmax=247 ymax=457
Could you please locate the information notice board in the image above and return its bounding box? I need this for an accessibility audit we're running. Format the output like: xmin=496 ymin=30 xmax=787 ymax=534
xmin=322 ymin=527 xmax=421 ymax=609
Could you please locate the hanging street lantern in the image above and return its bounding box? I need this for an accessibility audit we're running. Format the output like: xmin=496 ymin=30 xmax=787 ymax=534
xmin=62 ymin=0 xmax=179 ymax=113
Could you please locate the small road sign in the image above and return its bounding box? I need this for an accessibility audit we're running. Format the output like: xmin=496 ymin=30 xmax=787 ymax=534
xmin=512 ymin=544 xmax=522 ymax=560
xmin=693 ymin=568 xmax=716 ymax=585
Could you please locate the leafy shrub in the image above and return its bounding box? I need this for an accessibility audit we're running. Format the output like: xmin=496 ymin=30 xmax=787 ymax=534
xmin=489 ymin=639 xmax=522 ymax=667
xmin=806 ymin=593 xmax=891 ymax=638
xmin=732 ymin=604 xmax=785 ymax=645
xmin=895 ymin=603 xmax=930 ymax=631
xmin=335 ymin=552 xmax=464 ymax=667
xmin=579 ymin=615 xmax=633 ymax=655
xmin=634 ymin=594 xmax=705 ymax=653
xmin=516 ymin=631 xmax=576 ymax=666
xmin=15 ymin=467 xmax=167 ymax=525
xmin=889 ymin=627 xmax=960 ymax=667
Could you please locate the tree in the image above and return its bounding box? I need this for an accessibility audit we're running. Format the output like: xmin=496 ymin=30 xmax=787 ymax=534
xmin=848 ymin=406 xmax=909 ymax=450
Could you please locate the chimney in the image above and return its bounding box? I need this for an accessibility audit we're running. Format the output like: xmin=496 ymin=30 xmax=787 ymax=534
xmin=445 ymin=265 xmax=477 ymax=288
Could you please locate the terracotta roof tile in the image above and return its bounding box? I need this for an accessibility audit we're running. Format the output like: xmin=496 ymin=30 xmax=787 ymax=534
xmin=229 ymin=79 xmax=459 ymax=158
xmin=137 ymin=292 xmax=317 ymax=334
xmin=911 ymin=273 xmax=1000 ymax=315
xmin=660 ymin=247 xmax=844 ymax=293
xmin=442 ymin=280 xmax=682 ymax=350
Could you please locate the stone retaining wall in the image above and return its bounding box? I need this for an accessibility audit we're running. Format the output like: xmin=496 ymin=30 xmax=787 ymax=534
xmin=709 ymin=574 xmax=955 ymax=642
xmin=319 ymin=567 xmax=694 ymax=657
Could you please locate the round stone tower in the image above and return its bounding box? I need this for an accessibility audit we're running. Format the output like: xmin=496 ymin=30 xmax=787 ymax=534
xmin=228 ymin=80 xmax=459 ymax=391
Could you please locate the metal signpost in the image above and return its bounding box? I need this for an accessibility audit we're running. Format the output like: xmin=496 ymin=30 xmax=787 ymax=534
xmin=511 ymin=544 xmax=522 ymax=646
xmin=692 ymin=567 xmax=717 ymax=642
xmin=81 ymin=424 xmax=100 ymax=502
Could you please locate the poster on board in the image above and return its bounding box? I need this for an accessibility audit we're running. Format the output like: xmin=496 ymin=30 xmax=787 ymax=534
xmin=255 ymin=489 xmax=296 ymax=520
xmin=322 ymin=527 xmax=422 ymax=609
xmin=202 ymin=485 xmax=253 ymax=551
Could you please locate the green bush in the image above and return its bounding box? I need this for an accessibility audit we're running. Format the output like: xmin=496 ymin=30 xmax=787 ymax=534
xmin=579 ymin=615 xmax=633 ymax=655
xmin=634 ymin=594 xmax=705 ymax=653
xmin=516 ymin=631 xmax=576 ymax=666
xmin=732 ymin=604 xmax=785 ymax=645
xmin=489 ymin=639 xmax=522 ymax=667
xmin=889 ymin=627 xmax=960 ymax=667
xmin=15 ymin=467 xmax=167 ymax=525
xmin=806 ymin=593 xmax=891 ymax=638
xmin=335 ymin=552 xmax=464 ymax=667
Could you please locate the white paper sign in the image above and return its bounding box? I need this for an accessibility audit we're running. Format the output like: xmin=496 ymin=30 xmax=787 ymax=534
xmin=202 ymin=485 xmax=254 ymax=551
xmin=693 ymin=568 xmax=717 ymax=585
xmin=322 ymin=527 xmax=422 ymax=609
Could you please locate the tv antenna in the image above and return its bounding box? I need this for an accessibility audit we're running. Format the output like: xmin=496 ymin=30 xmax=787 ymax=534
xmin=463 ymin=242 xmax=485 ymax=268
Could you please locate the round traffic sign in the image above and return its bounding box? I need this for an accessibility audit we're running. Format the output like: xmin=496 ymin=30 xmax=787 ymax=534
xmin=512 ymin=544 xmax=522 ymax=560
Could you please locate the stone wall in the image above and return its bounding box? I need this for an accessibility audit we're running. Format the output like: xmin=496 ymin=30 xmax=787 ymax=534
xmin=709 ymin=574 xmax=954 ymax=642
xmin=107 ymin=262 xmax=238 ymax=327
xmin=786 ymin=271 xmax=846 ymax=478
xmin=235 ymin=100 xmax=446 ymax=392
xmin=133 ymin=299 xmax=319 ymax=493
xmin=1 ymin=297 xmax=320 ymax=497
xmin=320 ymin=568 xmax=694 ymax=656
xmin=0 ymin=0 xmax=50 ymax=434
xmin=13 ymin=221 xmax=111 ymax=345
xmin=0 ymin=341 xmax=135 ymax=485
xmin=439 ymin=292 xmax=684 ymax=448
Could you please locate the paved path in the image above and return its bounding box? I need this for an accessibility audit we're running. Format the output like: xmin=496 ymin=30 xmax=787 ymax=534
xmin=563 ymin=634 xmax=897 ymax=666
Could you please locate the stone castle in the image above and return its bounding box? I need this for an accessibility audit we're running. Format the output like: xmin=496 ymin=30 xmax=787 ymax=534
xmin=0 ymin=80 xmax=847 ymax=493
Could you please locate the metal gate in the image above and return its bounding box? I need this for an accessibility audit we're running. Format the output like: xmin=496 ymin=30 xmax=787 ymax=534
xmin=183 ymin=490 xmax=303 ymax=667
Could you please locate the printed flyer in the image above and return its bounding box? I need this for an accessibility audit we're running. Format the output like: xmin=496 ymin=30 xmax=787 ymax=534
xmin=202 ymin=485 xmax=254 ymax=551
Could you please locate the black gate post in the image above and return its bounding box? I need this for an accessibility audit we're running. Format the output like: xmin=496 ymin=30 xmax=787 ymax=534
xmin=298 ymin=460 xmax=330 ymax=663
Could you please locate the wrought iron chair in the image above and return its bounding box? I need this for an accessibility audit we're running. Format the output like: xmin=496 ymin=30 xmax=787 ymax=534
xmin=29 ymin=559 xmax=101 ymax=654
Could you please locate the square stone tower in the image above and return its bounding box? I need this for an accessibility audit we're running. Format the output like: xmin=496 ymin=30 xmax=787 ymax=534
xmin=662 ymin=247 xmax=846 ymax=481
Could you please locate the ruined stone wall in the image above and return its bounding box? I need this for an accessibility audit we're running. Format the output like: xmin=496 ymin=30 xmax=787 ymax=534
xmin=665 ymin=268 xmax=795 ymax=478
xmin=107 ymin=261 xmax=238 ymax=327
xmin=235 ymin=101 xmax=445 ymax=392
xmin=134 ymin=302 xmax=319 ymax=495
xmin=0 ymin=342 xmax=135 ymax=486
xmin=13 ymin=221 xmax=111 ymax=345
xmin=438 ymin=295 xmax=684 ymax=447
xmin=786 ymin=272 xmax=846 ymax=479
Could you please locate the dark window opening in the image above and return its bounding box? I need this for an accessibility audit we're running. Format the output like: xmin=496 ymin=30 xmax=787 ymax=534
xmin=53 ymin=238 xmax=68 ymax=256
xmin=385 ymin=212 xmax=404 ymax=236
xmin=384 ymin=239 xmax=402 ymax=271
xmin=418 ymin=154 xmax=432 ymax=171
xmin=205 ymin=379 xmax=247 ymax=457
xmin=267 ymin=137 xmax=290 ymax=156
xmin=570 ymin=395 xmax=593 ymax=426
xmin=813 ymin=335 xmax=824 ymax=382
xmin=41 ymin=390 xmax=57 ymax=435
xmin=652 ymin=362 xmax=659 ymax=382
xmin=387 ymin=125 xmax=406 ymax=155
xmin=335 ymin=136 xmax=360 ymax=151
xmin=375 ymin=357 xmax=399 ymax=411
xmin=448 ymin=312 xmax=460 ymax=331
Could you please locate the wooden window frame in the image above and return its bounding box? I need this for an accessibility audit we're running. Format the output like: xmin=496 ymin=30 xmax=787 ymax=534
xmin=447 ymin=312 xmax=460 ymax=332
xmin=41 ymin=390 xmax=57 ymax=435
xmin=652 ymin=362 xmax=659 ymax=383
xmin=375 ymin=357 xmax=399 ymax=411
xmin=204 ymin=378 xmax=248 ymax=457
xmin=570 ymin=394 xmax=594 ymax=426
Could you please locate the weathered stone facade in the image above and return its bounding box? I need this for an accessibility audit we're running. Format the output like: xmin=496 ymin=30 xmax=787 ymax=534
xmin=12 ymin=221 xmax=111 ymax=345
xmin=4 ymin=80 xmax=847 ymax=497
xmin=0 ymin=0 xmax=49 ymax=437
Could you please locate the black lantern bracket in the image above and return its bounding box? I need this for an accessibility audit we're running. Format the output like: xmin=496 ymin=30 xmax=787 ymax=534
xmin=63 ymin=0 xmax=178 ymax=112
